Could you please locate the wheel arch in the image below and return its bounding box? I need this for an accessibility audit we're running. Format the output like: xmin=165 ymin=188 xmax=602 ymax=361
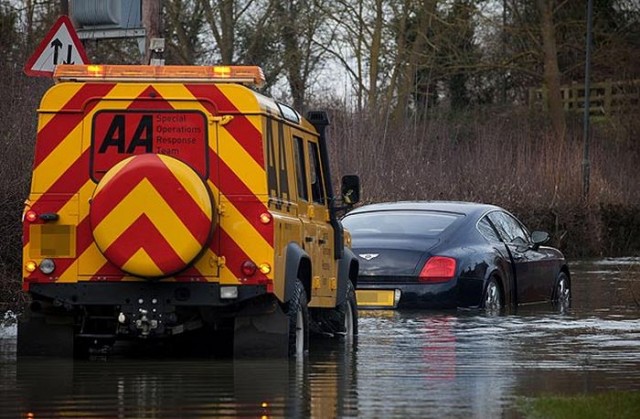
xmin=337 ymin=247 xmax=359 ymax=306
xmin=284 ymin=243 xmax=311 ymax=304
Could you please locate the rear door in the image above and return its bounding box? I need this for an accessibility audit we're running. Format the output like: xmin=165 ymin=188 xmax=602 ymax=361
xmin=79 ymin=85 xmax=218 ymax=279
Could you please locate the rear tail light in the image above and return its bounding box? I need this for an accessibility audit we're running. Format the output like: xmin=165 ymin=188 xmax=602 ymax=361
xmin=25 ymin=210 xmax=38 ymax=222
xmin=419 ymin=256 xmax=456 ymax=283
xmin=241 ymin=260 xmax=257 ymax=277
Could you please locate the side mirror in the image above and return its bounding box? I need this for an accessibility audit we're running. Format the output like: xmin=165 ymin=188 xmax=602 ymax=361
xmin=341 ymin=175 xmax=360 ymax=205
xmin=531 ymin=231 xmax=550 ymax=248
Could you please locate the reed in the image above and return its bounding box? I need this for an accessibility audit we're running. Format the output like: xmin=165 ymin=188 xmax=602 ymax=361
xmin=1 ymin=66 xmax=639 ymax=310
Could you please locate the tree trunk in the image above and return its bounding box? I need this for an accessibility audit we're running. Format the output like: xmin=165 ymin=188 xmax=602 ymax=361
xmin=537 ymin=0 xmax=566 ymax=141
xmin=142 ymin=0 xmax=162 ymax=64
xmin=367 ymin=0 xmax=383 ymax=112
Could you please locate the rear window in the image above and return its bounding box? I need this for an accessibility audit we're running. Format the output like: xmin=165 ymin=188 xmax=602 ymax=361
xmin=342 ymin=210 xmax=462 ymax=237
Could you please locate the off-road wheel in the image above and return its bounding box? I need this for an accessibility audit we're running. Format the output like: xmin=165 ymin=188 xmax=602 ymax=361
xmin=17 ymin=313 xmax=75 ymax=357
xmin=286 ymin=280 xmax=309 ymax=357
xmin=312 ymin=280 xmax=358 ymax=342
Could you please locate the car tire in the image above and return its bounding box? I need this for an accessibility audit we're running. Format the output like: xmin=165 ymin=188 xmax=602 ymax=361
xmin=553 ymin=271 xmax=571 ymax=311
xmin=482 ymin=277 xmax=503 ymax=314
xmin=286 ymin=279 xmax=309 ymax=358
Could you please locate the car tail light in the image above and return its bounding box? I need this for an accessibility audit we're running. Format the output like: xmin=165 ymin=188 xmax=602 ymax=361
xmin=419 ymin=256 xmax=456 ymax=283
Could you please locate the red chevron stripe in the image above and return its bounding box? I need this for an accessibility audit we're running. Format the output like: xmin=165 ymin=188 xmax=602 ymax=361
xmin=217 ymin=227 xmax=268 ymax=284
xmin=210 ymin=149 xmax=273 ymax=245
xmin=185 ymin=84 xmax=264 ymax=167
xmin=34 ymin=84 xmax=116 ymax=166
xmin=90 ymin=261 xmax=125 ymax=280
xmin=174 ymin=265 xmax=207 ymax=282
xmin=127 ymin=86 xmax=175 ymax=110
xmin=90 ymin=155 xmax=212 ymax=243
xmin=103 ymin=213 xmax=186 ymax=275
xmin=24 ymin=151 xmax=91 ymax=247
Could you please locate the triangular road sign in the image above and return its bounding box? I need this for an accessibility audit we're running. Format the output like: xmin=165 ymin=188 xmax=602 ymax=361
xmin=24 ymin=16 xmax=89 ymax=77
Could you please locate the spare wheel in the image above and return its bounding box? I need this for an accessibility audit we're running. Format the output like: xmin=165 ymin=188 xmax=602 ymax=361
xmin=90 ymin=154 xmax=214 ymax=278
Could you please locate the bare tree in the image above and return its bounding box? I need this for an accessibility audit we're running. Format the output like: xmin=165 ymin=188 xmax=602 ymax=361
xmin=200 ymin=0 xmax=259 ymax=63
xmin=273 ymin=0 xmax=332 ymax=111
xmin=537 ymin=0 xmax=565 ymax=140
xmin=164 ymin=0 xmax=207 ymax=64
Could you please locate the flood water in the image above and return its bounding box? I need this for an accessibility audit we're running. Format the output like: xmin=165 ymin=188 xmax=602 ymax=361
xmin=1 ymin=258 xmax=639 ymax=418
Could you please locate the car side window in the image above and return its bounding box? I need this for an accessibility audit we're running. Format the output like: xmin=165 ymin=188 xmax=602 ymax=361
xmin=292 ymin=136 xmax=308 ymax=201
xmin=477 ymin=216 xmax=501 ymax=242
xmin=488 ymin=211 xmax=530 ymax=245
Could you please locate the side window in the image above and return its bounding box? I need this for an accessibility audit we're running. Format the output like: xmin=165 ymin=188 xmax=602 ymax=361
xmin=265 ymin=118 xmax=291 ymax=205
xmin=265 ymin=117 xmax=278 ymax=198
xmin=477 ymin=216 xmax=501 ymax=242
xmin=292 ymin=136 xmax=308 ymax=201
xmin=308 ymin=141 xmax=326 ymax=204
xmin=488 ymin=212 xmax=529 ymax=245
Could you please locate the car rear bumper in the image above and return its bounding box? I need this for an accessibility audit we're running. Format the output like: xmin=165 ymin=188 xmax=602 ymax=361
xmin=357 ymin=281 xmax=458 ymax=309
xmin=356 ymin=276 xmax=485 ymax=309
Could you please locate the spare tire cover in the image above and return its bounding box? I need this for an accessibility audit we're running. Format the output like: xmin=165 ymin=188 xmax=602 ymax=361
xmin=90 ymin=154 xmax=214 ymax=278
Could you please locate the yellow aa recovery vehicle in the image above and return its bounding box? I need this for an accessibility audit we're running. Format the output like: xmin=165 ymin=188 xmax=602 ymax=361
xmin=18 ymin=64 xmax=361 ymax=357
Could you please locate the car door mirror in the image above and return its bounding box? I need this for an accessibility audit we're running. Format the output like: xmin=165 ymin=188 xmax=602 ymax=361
xmin=531 ymin=231 xmax=550 ymax=248
xmin=341 ymin=175 xmax=360 ymax=206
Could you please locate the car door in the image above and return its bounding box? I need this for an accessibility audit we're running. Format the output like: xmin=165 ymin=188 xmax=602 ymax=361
xmin=487 ymin=211 xmax=547 ymax=303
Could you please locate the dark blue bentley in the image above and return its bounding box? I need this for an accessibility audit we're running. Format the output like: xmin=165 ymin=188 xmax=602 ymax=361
xmin=342 ymin=201 xmax=571 ymax=311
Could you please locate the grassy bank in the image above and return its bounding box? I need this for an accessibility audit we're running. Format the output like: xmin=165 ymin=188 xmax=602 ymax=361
xmin=518 ymin=392 xmax=640 ymax=419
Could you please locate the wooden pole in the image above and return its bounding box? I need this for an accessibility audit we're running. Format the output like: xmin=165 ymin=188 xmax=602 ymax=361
xmin=142 ymin=0 xmax=161 ymax=64
xmin=582 ymin=0 xmax=593 ymax=199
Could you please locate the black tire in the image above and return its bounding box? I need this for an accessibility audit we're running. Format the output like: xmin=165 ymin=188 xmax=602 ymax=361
xmin=311 ymin=280 xmax=358 ymax=341
xmin=340 ymin=281 xmax=358 ymax=342
xmin=17 ymin=314 xmax=75 ymax=357
xmin=482 ymin=277 xmax=503 ymax=314
xmin=285 ymin=279 xmax=309 ymax=357
xmin=553 ymin=271 xmax=571 ymax=311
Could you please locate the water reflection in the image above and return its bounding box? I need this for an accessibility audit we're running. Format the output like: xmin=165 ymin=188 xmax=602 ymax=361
xmin=0 ymin=258 xmax=638 ymax=418
xmin=0 ymin=345 xmax=360 ymax=418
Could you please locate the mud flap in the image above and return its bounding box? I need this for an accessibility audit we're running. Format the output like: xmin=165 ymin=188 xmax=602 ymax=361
xmin=233 ymin=306 xmax=289 ymax=358
xmin=17 ymin=315 xmax=75 ymax=357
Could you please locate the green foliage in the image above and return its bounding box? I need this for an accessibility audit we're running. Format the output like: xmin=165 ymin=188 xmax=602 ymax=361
xmin=518 ymin=392 xmax=640 ymax=419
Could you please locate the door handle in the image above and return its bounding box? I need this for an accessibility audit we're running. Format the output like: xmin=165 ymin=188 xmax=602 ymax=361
xmin=305 ymin=237 xmax=314 ymax=243
xmin=318 ymin=239 xmax=326 ymax=245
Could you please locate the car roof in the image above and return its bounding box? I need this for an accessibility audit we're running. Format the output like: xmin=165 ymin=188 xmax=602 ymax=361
xmin=345 ymin=200 xmax=502 ymax=219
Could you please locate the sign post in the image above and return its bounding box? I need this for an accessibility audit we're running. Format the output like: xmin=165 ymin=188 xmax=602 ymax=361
xmin=24 ymin=16 xmax=89 ymax=77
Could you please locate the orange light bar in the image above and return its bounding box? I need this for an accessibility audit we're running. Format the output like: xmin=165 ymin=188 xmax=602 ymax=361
xmin=54 ymin=64 xmax=265 ymax=87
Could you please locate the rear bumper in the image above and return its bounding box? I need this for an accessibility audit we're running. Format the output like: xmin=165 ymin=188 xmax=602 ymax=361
xmin=356 ymin=277 xmax=484 ymax=309
xmin=28 ymin=282 xmax=267 ymax=308
xmin=25 ymin=282 xmax=272 ymax=339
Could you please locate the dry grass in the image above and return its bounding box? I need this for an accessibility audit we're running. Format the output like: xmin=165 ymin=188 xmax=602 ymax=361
xmin=1 ymin=65 xmax=639 ymax=311
xmin=326 ymin=106 xmax=640 ymax=257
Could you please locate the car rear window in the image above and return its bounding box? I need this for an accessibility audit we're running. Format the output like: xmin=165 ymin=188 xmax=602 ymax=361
xmin=342 ymin=210 xmax=462 ymax=237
